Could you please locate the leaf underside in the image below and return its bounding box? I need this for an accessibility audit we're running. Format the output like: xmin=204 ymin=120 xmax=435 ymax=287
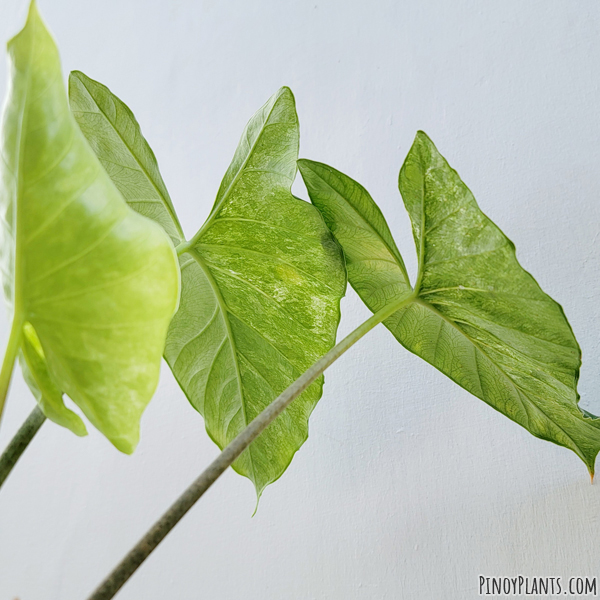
xmin=0 ymin=4 xmax=180 ymax=452
xmin=70 ymin=74 xmax=347 ymax=496
xmin=300 ymin=132 xmax=600 ymax=475
xmin=20 ymin=323 xmax=87 ymax=436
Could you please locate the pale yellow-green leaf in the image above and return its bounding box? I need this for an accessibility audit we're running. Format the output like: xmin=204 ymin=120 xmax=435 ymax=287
xmin=0 ymin=3 xmax=180 ymax=453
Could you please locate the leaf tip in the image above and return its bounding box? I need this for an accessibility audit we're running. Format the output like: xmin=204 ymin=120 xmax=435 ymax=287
xmin=277 ymin=85 xmax=294 ymax=100
xmin=24 ymin=0 xmax=43 ymax=31
xmin=26 ymin=0 xmax=39 ymax=19
xmin=270 ymin=86 xmax=296 ymax=116
xmin=69 ymin=69 xmax=84 ymax=83
xmin=8 ymin=0 xmax=52 ymax=56
xmin=251 ymin=488 xmax=264 ymax=517
xmin=296 ymin=158 xmax=313 ymax=174
xmin=109 ymin=432 xmax=138 ymax=455
xmin=73 ymin=419 xmax=88 ymax=438
xmin=579 ymin=450 xmax=597 ymax=483
xmin=412 ymin=130 xmax=435 ymax=152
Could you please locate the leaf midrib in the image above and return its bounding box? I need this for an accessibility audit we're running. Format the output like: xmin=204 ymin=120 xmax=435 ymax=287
xmin=412 ymin=162 xmax=428 ymax=294
xmin=187 ymin=247 xmax=258 ymax=483
xmin=406 ymin=154 xmax=587 ymax=456
xmin=11 ymin=14 xmax=37 ymax=326
xmin=411 ymin=296 xmax=588 ymax=461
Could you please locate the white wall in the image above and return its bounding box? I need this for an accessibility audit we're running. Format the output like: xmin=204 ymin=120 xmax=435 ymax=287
xmin=1 ymin=1 xmax=600 ymax=598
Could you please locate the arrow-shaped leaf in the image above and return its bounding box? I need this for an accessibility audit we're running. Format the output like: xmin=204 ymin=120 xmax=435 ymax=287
xmin=69 ymin=75 xmax=346 ymax=496
xmin=0 ymin=3 xmax=180 ymax=452
xmin=300 ymin=132 xmax=600 ymax=474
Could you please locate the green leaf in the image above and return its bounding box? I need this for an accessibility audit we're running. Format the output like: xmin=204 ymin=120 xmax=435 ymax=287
xmin=0 ymin=3 xmax=180 ymax=453
xmin=68 ymin=71 xmax=184 ymax=247
xmin=20 ymin=323 xmax=87 ymax=437
xmin=298 ymin=160 xmax=413 ymax=312
xmin=69 ymin=76 xmax=347 ymax=496
xmin=300 ymin=132 xmax=600 ymax=475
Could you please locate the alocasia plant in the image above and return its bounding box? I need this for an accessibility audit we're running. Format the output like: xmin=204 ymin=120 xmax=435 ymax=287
xmin=82 ymin=136 xmax=600 ymax=600
xmin=1 ymin=3 xmax=597 ymax=600
xmin=0 ymin=2 xmax=180 ymax=452
xmin=86 ymin=137 xmax=600 ymax=600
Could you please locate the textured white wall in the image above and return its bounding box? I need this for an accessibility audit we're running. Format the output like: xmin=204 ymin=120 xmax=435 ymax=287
xmin=1 ymin=1 xmax=600 ymax=598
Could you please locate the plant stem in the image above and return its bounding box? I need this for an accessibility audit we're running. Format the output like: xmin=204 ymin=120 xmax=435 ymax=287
xmin=0 ymin=405 xmax=45 ymax=490
xmin=0 ymin=315 xmax=23 ymax=426
xmin=86 ymin=293 xmax=415 ymax=600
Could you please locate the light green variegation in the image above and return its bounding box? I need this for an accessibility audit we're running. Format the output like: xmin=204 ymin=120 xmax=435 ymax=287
xmin=69 ymin=74 xmax=346 ymax=496
xmin=0 ymin=3 xmax=180 ymax=453
xmin=300 ymin=131 xmax=600 ymax=475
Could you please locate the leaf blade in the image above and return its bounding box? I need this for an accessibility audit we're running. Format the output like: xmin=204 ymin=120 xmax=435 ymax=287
xmin=301 ymin=137 xmax=600 ymax=473
xmin=68 ymin=70 xmax=184 ymax=246
xmin=0 ymin=4 xmax=180 ymax=452
xmin=298 ymin=159 xmax=412 ymax=313
xmin=400 ymin=131 xmax=599 ymax=469
xmin=177 ymin=89 xmax=346 ymax=496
